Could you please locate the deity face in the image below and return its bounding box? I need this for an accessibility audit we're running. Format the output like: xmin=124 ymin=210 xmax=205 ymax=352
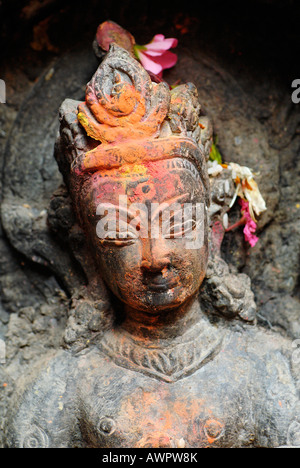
xmin=79 ymin=157 xmax=208 ymax=313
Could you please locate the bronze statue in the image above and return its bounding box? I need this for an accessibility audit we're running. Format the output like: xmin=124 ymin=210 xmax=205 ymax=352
xmin=5 ymin=45 xmax=300 ymax=448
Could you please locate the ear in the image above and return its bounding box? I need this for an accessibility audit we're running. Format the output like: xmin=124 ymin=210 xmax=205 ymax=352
xmin=200 ymin=254 xmax=257 ymax=323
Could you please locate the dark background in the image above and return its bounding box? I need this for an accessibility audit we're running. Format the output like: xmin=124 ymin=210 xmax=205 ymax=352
xmin=1 ymin=0 xmax=299 ymax=85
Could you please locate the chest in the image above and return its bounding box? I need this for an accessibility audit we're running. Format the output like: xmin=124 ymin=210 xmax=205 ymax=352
xmin=77 ymin=359 xmax=253 ymax=448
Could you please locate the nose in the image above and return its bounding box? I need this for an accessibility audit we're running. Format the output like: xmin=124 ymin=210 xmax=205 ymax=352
xmin=140 ymin=239 xmax=171 ymax=273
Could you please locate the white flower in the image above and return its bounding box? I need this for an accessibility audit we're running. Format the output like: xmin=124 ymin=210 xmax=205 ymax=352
xmin=207 ymin=160 xmax=224 ymax=177
xmin=228 ymin=162 xmax=267 ymax=221
xmin=223 ymin=213 xmax=229 ymax=229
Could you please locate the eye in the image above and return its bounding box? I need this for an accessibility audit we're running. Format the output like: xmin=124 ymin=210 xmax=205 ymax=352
xmin=99 ymin=237 xmax=137 ymax=247
xmin=161 ymin=205 xmax=202 ymax=239
xmin=164 ymin=218 xmax=197 ymax=239
xmin=99 ymin=226 xmax=139 ymax=247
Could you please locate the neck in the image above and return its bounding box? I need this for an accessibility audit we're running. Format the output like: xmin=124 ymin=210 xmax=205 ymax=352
xmin=120 ymin=294 xmax=203 ymax=343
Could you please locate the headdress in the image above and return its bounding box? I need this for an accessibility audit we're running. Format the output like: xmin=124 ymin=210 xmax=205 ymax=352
xmin=60 ymin=44 xmax=212 ymax=207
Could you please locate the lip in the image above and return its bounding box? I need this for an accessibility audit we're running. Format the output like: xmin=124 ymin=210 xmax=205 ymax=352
xmin=146 ymin=277 xmax=178 ymax=292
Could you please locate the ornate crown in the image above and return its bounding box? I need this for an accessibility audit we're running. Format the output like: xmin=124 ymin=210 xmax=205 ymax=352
xmin=56 ymin=44 xmax=213 ymax=209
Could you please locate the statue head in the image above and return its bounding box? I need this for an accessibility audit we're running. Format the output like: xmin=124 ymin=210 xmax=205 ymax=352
xmin=56 ymin=45 xmax=213 ymax=315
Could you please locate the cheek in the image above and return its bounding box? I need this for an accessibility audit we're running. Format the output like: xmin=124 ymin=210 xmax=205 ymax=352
xmin=95 ymin=244 xmax=144 ymax=288
xmin=194 ymin=243 xmax=209 ymax=284
xmin=170 ymin=239 xmax=208 ymax=275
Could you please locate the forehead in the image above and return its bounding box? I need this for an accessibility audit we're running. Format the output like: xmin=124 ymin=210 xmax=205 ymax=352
xmin=84 ymin=158 xmax=205 ymax=205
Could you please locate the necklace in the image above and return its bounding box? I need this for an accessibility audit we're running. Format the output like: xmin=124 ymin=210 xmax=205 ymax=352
xmin=98 ymin=317 xmax=226 ymax=382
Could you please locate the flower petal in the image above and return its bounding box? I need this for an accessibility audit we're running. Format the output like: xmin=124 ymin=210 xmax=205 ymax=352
xmin=244 ymin=179 xmax=267 ymax=217
xmin=138 ymin=51 xmax=163 ymax=75
xmin=96 ymin=20 xmax=135 ymax=54
xmin=239 ymin=198 xmax=250 ymax=214
xmin=229 ymin=162 xmax=267 ymax=221
xmin=152 ymin=34 xmax=165 ymax=42
xmin=145 ymin=37 xmax=178 ymax=52
xmin=207 ymin=160 xmax=224 ymax=176
xmin=147 ymin=50 xmax=178 ymax=70
xmin=142 ymin=49 xmax=164 ymax=57
xmin=243 ymin=224 xmax=259 ymax=247
xmin=239 ymin=199 xmax=259 ymax=247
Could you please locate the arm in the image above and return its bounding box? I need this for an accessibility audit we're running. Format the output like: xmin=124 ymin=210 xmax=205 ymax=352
xmin=280 ymin=343 xmax=300 ymax=448
xmin=5 ymin=351 xmax=81 ymax=448
xmin=254 ymin=341 xmax=300 ymax=448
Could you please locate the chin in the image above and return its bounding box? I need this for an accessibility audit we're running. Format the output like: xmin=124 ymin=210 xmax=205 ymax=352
xmin=123 ymin=285 xmax=192 ymax=313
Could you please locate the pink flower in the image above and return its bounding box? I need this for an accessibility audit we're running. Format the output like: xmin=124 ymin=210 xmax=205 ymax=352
xmin=134 ymin=34 xmax=178 ymax=77
xmin=225 ymin=199 xmax=259 ymax=248
xmin=239 ymin=199 xmax=259 ymax=247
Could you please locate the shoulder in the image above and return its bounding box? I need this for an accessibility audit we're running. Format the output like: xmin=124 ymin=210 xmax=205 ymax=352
xmin=242 ymin=325 xmax=299 ymax=386
xmin=223 ymin=323 xmax=295 ymax=364
xmin=5 ymin=350 xmax=80 ymax=448
xmin=225 ymin=325 xmax=300 ymax=447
